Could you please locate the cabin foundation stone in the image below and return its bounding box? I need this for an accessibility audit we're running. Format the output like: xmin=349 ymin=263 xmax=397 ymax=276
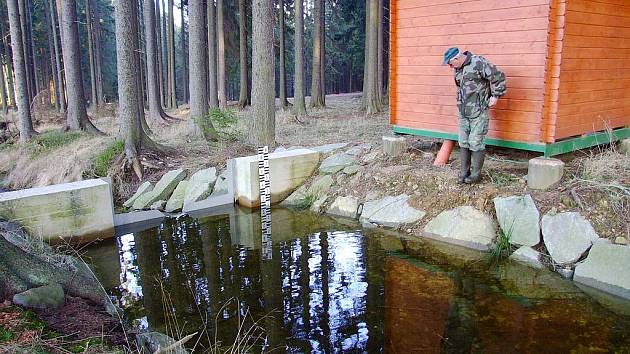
xmin=382 ymin=136 xmax=406 ymax=157
xmin=527 ymin=157 xmax=564 ymax=190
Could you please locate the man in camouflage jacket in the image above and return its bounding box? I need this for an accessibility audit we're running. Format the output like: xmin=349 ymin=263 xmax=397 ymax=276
xmin=443 ymin=47 xmax=506 ymax=184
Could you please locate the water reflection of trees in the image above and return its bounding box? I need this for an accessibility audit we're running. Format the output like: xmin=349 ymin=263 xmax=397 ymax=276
xmin=130 ymin=213 xmax=385 ymax=352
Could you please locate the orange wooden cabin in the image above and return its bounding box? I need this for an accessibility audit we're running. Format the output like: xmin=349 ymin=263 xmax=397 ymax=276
xmin=389 ymin=0 xmax=630 ymax=156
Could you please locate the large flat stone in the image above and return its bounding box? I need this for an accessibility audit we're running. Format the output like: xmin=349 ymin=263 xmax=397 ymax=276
xmin=310 ymin=142 xmax=349 ymax=154
xmin=123 ymin=181 xmax=153 ymax=208
xmin=13 ymin=283 xmax=65 ymax=309
xmin=319 ymin=153 xmax=357 ymax=174
xmin=183 ymin=163 xmax=235 ymax=215
xmin=423 ymin=206 xmax=497 ymax=251
xmin=165 ymin=180 xmax=189 ymax=213
xmin=183 ymin=167 xmax=217 ymax=208
xmin=234 ymin=149 xmax=320 ymax=208
xmin=493 ymin=195 xmax=540 ymax=246
xmin=509 ymin=246 xmax=544 ymax=270
xmin=542 ymin=212 xmax=599 ymax=265
xmin=327 ymin=196 xmax=359 ymax=219
xmin=132 ymin=169 xmax=187 ymax=210
xmin=527 ymin=157 xmax=564 ymax=190
xmin=360 ymin=194 xmax=425 ymax=228
xmin=307 ymin=175 xmax=334 ymax=199
xmin=0 ymin=179 xmax=115 ymax=242
xmin=574 ymin=241 xmax=630 ymax=300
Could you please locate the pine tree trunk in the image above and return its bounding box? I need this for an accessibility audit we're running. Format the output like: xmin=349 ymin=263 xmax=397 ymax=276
xmin=6 ymin=0 xmax=36 ymax=142
xmin=167 ymin=0 xmax=176 ymax=109
xmin=137 ymin=0 xmax=147 ymax=108
xmin=145 ymin=0 xmax=173 ymax=123
xmin=0 ymin=57 xmax=7 ymax=114
xmin=90 ymin=0 xmax=104 ymax=104
xmin=248 ymin=0 xmax=275 ymax=147
xmin=17 ymin=0 xmax=32 ymax=102
xmin=43 ymin=0 xmax=60 ymax=111
xmin=216 ymin=0 xmax=226 ymax=109
xmin=365 ymin=0 xmax=381 ymax=114
xmin=320 ymin=0 xmax=325 ymax=105
xmin=26 ymin=0 xmax=39 ymax=101
xmin=377 ymin=0 xmax=383 ymax=103
xmin=154 ymin=0 xmax=164 ymax=107
xmin=180 ymin=0 xmax=189 ymax=104
xmin=189 ymin=0 xmax=217 ymax=141
xmin=292 ymin=0 xmax=306 ymax=116
xmin=60 ymin=0 xmax=102 ymax=133
xmin=160 ymin=0 xmax=168 ymax=106
xmin=2 ymin=26 xmax=17 ymax=109
xmin=362 ymin=0 xmax=369 ymax=109
xmin=278 ymin=0 xmax=288 ymax=109
xmin=49 ymin=0 xmax=65 ymax=112
xmin=309 ymin=0 xmax=323 ymax=108
xmin=86 ymin=0 xmax=98 ymax=109
xmin=237 ymin=0 xmax=249 ymax=109
xmin=207 ymin=0 xmax=218 ymax=108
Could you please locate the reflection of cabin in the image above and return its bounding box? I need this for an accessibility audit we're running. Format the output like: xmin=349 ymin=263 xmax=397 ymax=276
xmin=389 ymin=0 xmax=630 ymax=156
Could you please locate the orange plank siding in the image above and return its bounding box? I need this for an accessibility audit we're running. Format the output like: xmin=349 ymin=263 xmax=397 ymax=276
xmin=554 ymin=0 xmax=630 ymax=140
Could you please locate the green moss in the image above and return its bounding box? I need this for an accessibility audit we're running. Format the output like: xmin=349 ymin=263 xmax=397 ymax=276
xmin=91 ymin=139 xmax=124 ymax=177
xmin=28 ymin=130 xmax=84 ymax=157
xmin=0 ymin=326 xmax=14 ymax=343
xmin=295 ymin=194 xmax=316 ymax=210
xmin=193 ymin=108 xmax=238 ymax=142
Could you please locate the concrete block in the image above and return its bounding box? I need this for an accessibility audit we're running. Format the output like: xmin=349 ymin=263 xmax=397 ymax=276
xmin=527 ymin=157 xmax=564 ymax=190
xmin=619 ymin=139 xmax=630 ymax=155
xmin=233 ymin=149 xmax=320 ymax=208
xmin=114 ymin=210 xmax=165 ymax=235
xmin=0 ymin=179 xmax=115 ymax=243
xmin=382 ymin=136 xmax=406 ymax=157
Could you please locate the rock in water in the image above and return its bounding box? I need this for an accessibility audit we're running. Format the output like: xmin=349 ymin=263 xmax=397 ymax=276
xmin=327 ymin=196 xmax=359 ymax=219
xmin=165 ymin=181 xmax=189 ymax=213
xmin=184 ymin=167 xmax=218 ymax=207
xmin=542 ymin=212 xmax=599 ymax=265
xmin=574 ymin=240 xmax=630 ymax=300
xmin=423 ymin=206 xmax=497 ymax=251
xmin=13 ymin=283 xmax=65 ymax=309
xmin=509 ymin=246 xmax=544 ymax=269
xmin=493 ymin=195 xmax=540 ymax=246
xmin=123 ymin=181 xmax=154 ymax=208
xmin=132 ymin=169 xmax=187 ymax=210
xmin=319 ymin=153 xmax=357 ymax=174
xmin=360 ymin=194 xmax=425 ymax=228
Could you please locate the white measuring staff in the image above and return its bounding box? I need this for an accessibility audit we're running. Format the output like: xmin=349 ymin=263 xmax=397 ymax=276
xmin=257 ymin=146 xmax=272 ymax=260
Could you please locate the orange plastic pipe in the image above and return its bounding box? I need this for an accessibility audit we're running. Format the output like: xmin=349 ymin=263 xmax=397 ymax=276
xmin=433 ymin=140 xmax=456 ymax=166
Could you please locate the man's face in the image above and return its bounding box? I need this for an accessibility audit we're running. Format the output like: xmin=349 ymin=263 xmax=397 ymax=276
xmin=448 ymin=54 xmax=465 ymax=69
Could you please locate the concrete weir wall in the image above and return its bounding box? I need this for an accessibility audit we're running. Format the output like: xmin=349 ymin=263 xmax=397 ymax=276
xmin=234 ymin=149 xmax=320 ymax=208
xmin=0 ymin=179 xmax=115 ymax=242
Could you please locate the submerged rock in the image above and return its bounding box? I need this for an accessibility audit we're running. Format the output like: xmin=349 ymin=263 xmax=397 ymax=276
xmin=542 ymin=212 xmax=599 ymax=265
xmin=165 ymin=180 xmax=189 ymax=213
xmin=509 ymin=246 xmax=544 ymax=270
xmin=423 ymin=206 xmax=496 ymax=251
xmin=319 ymin=153 xmax=357 ymax=174
xmin=574 ymin=241 xmax=630 ymax=300
xmin=123 ymin=181 xmax=154 ymax=209
xmin=493 ymin=195 xmax=540 ymax=246
xmin=12 ymin=283 xmax=65 ymax=309
xmin=360 ymin=194 xmax=425 ymax=228
xmin=327 ymin=196 xmax=359 ymax=219
xmin=132 ymin=169 xmax=187 ymax=210
xmin=183 ymin=167 xmax=218 ymax=207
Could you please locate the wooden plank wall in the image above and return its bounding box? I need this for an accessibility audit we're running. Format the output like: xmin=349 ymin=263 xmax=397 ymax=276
xmin=390 ymin=0 xmax=552 ymax=143
xmin=555 ymin=0 xmax=630 ymax=140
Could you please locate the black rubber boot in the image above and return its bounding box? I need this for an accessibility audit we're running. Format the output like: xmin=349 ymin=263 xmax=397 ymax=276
xmin=464 ymin=150 xmax=485 ymax=184
xmin=458 ymin=148 xmax=471 ymax=184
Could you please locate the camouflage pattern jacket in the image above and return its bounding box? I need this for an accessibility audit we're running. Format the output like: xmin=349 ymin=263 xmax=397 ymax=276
xmin=454 ymin=51 xmax=507 ymax=118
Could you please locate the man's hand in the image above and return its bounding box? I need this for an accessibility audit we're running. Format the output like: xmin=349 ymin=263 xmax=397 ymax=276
xmin=489 ymin=96 xmax=498 ymax=107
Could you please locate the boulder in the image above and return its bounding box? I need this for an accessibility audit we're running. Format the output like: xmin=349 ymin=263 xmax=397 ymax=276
xmin=493 ymin=195 xmax=540 ymax=246
xmin=574 ymin=241 xmax=630 ymax=300
xmin=319 ymin=153 xmax=357 ymax=174
xmin=423 ymin=206 xmax=497 ymax=251
xmin=183 ymin=167 xmax=218 ymax=207
xmin=327 ymin=196 xmax=359 ymax=219
xmin=345 ymin=144 xmax=371 ymax=156
xmin=150 ymin=200 xmax=166 ymax=211
xmin=342 ymin=165 xmax=360 ymax=175
xmin=309 ymin=142 xmax=349 ymax=154
xmin=619 ymin=139 xmax=630 ymax=155
xmin=123 ymin=181 xmax=154 ymax=208
xmin=527 ymin=157 xmax=564 ymax=190
xmin=382 ymin=136 xmax=406 ymax=157
xmin=360 ymin=194 xmax=425 ymax=228
xmin=280 ymin=184 xmax=309 ymax=207
xmin=614 ymin=237 xmax=629 ymax=246
xmin=210 ymin=170 xmax=229 ymax=196
xmin=137 ymin=332 xmax=189 ymax=354
xmin=509 ymin=246 xmax=544 ymax=269
xmin=12 ymin=283 xmax=65 ymax=309
xmin=132 ymin=169 xmax=187 ymax=210
xmin=542 ymin=212 xmax=599 ymax=265
xmin=310 ymin=195 xmax=327 ymax=213
xmin=165 ymin=181 xmax=189 ymax=213
xmin=307 ymin=175 xmax=334 ymax=199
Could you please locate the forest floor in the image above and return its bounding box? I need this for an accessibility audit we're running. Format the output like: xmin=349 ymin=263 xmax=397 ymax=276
xmin=0 ymin=93 xmax=628 ymax=241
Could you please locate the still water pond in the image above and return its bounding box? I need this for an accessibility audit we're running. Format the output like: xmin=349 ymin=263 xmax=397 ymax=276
xmin=86 ymin=207 xmax=630 ymax=353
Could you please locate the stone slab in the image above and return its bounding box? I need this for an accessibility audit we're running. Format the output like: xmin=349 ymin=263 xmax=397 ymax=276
xmin=423 ymin=206 xmax=497 ymax=251
xmin=165 ymin=180 xmax=189 ymax=213
xmin=0 ymin=179 xmax=115 ymax=243
xmin=183 ymin=167 xmax=218 ymax=208
xmin=13 ymin=283 xmax=65 ymax=309
xmin=114 ymin=210 xmax=165 ymax=235
xmin=493 ymin=195 xmax=540 ymax=246
xmin=527 ymin=157 xmax=564 ymax=190
xmin=132 ymin=169 xmax=187 ymax=210
xmin=327 ymin=196 xmax=359 ymax=219
xmin=360 ymin=194 xmax=425 ymax=228
xmin=509 ymin=246 xmax=544 ymax=270
xmin=319 ymin=153 xmax=357 ymax=174
xmin=574 ymin=241 xmax=630 ymax=300
xmin=123 ymin=181 xmax=154 ymax=209
xmin=183 ymin=162 xmax=236 ymax=215
xmin=542 ymin=212 xmax=599 ymax=265
xmin=309 ymin=143 xmax=349 ymax=154
xmin=234 ymin=149 xmax=320 ymax=208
